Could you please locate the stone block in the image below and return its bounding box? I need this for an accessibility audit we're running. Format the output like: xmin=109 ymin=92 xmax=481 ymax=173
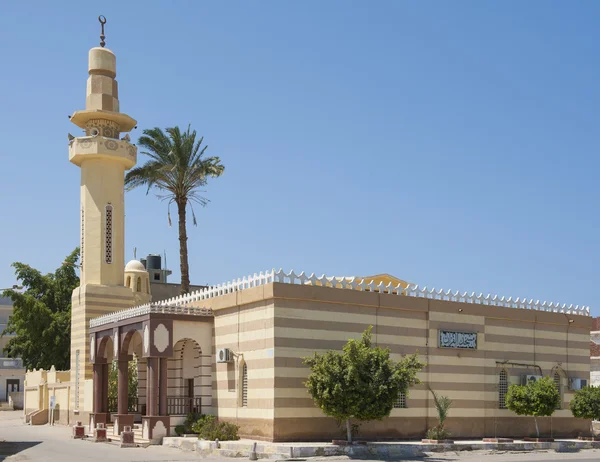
xmin=72 ymin=421 xmax=86 ymax=439
xmin=120 ymin=426 xmax=135 ymax=448
xmin=94 ymin=423 xmax=107 ymax=443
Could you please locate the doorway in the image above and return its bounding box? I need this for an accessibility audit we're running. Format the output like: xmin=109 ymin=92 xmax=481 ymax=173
xmin=6 ymin=379 xmax=19 ymax=400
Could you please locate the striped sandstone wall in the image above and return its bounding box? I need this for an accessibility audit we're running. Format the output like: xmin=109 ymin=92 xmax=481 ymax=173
xmin=189 ymin=282 xmax=591 ymax=442
xmin=270 ymin=282 xmax=591 ymax=441
xmin=69 ymin=284 xmax=134 ymax=422
xmin=209 ymin=285 xmax=276 ymax=440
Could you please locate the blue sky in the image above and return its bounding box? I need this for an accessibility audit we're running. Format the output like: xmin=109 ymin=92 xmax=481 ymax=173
xmin=0 ymin=2 xmax=598 ymax=315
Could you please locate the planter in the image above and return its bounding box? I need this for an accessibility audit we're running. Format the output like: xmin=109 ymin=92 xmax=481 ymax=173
xmin=523 ymin=437 xmax=554 ymax=442
xmin=482 ymin=438 xmax=514 ymax=443
xmin=422 ymin=439 xmax=454 ymax=444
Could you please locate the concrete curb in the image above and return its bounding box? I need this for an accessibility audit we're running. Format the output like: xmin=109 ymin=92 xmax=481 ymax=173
xmin=162 ymin=437 xmax=600 ymax=459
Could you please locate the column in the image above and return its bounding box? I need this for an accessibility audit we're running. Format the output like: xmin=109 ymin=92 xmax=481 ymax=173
xmin=117 ymin=360 xmax=128 ymax=415
xmin=147 ymin=357 xmax=158 ymax=416
xmin=159 ymin=358 xmax=168 ymax=415
xmin=93 ymin=363 xmax=103 ymax=413
xmin=101 ymin=363 xmax=109 ymax=413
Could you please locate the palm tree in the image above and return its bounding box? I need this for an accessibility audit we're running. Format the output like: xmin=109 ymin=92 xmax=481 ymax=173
xmin=125 ymin=126 xmax=224 ymax=294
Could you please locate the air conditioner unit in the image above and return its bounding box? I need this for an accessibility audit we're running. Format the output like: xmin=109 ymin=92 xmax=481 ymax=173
xmin=216 ymin=348 xmax=233 ymax=363
xmin=569 ymin=378 xmax=588 ymax=390
xmin=521 ymin=374 xmax=543 ymax=385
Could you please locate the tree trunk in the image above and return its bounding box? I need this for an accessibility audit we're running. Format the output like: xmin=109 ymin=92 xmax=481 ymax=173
xmin=592 ymin=420 xmax=595 ymax=439
xmin=177 ymin=199 xmax=190 ymax=294
xmin=534 ymin=416 xmax=539 ymax=438
xmin=346 ymin=418 xmax=352 ymax=444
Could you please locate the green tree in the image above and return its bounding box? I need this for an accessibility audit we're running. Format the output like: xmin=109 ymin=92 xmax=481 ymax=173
xmin=125 ymin=126 xmax=224 ymax=294
xmin=1 ymin=248 xmax=79 ymax=370
xmin=303 ymin=326 xmax=425 ymax=443
xmin=569 ymin=385 xmax=600 ymax=437
xmin=107 ymin=357 xmax=139 ymax=409
xmin=505 ymin=376 xmax=560 ymax=438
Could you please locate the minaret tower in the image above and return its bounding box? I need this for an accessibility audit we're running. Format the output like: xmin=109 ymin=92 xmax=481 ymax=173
xmin=68 ymin=17 xmax=136 ymax=416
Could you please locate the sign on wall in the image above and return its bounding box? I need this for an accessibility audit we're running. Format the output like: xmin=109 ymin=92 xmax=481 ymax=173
xmin=439 ymin=330 xmax=477 ymax=349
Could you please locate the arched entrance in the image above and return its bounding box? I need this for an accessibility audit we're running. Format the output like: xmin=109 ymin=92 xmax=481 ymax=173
xmin=167 ymin=338 xmax=202 ymax=415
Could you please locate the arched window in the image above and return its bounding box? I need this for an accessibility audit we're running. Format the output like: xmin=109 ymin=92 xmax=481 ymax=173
xmin=241 ymin=363 xmax=248 ymax=408
xmin=554 ymin=372 xmax=562 ymax=409
xmin=126 ymin=276 xmax=131 ymax=288
xmin=104 ymin=204 xmax=113 ymax=264
xmin=499 ymin=369 xmax=508 ymax=409
xmin=136 ymin=277 xmax=141 ymax=292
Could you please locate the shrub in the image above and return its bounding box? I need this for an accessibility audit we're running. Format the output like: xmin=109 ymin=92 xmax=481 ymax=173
xmin=192 ymin=415 xmax=239 ymax=441
xmin=426 ymin=426 xmax=450 ymax=441
xmin=174 ymin=425 xmax=186 ymax=436
xmin=191 ymin=414 xmax=216 ymax=434
xmin=184 ymin=412 xmax=203 ymax=433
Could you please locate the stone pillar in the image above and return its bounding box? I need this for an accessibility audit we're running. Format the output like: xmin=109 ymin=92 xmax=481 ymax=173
xmin=113 ymin=359 xmax=134 ymax=436
xmin=90 ymin=363 xmax=109 ymax=431
xmin=117 ymin=360 xmax=128 ymax=415
xmin=93 ymin=363 xmax=103 ymax=413
xmin=159 ymin=358 xmax=168 ymax=416
xmin=147 ymin=357 xmax=158 ymax=416
xmin=101 ymin=363 xmax=109 ymax=414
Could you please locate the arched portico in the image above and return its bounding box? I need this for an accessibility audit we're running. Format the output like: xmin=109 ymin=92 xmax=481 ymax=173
xmin=89 ymin=304 xmax=214 ymax=442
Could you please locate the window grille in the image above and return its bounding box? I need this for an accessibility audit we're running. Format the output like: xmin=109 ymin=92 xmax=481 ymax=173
xmin=393 ymin=392 xmax=407 ymax=409
xmin=241 ymin=363 xmax=248 ymax=407
xmin=499 ymin=370 xmax=508 ymax=409
xmin=554 ymin=372 xmax=561 ymax=409
xmin=105 ymin=204 xmax=113 ymax=264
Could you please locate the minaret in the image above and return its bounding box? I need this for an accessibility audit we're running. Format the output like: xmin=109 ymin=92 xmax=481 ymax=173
xmin=68 ymin=18 xmax=136 ymax=417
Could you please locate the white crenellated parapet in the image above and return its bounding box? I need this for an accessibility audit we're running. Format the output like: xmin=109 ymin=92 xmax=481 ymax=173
xmin=90 ymin=268 xmax=590 ymax=328
xmin=271 ymin=269 xmax=590 ymax=316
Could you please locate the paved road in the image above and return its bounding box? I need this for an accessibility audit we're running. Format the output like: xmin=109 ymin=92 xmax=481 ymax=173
xmin=0 ymin=411 xmax=209 ymax=461
xmin=1 ymin=411 xmax=600 ymax=461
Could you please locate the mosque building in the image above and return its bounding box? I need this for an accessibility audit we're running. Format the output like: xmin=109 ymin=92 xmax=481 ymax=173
xmin=23 ymin=22 xmax=592 ymax=443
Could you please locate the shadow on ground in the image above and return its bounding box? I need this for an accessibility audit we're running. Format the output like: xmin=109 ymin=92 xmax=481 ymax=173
xmin=0 ymin=441 xmax=41 ymax=460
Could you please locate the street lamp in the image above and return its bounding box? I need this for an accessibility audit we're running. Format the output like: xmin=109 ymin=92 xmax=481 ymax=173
xmin=1 ymin=285 xmax=23 ymax=291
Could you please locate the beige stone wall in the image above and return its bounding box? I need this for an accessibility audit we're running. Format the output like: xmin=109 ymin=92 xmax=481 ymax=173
xmin=186 ymin=282 xmax=591 ymax=441
xmin=268 ymin=283 xmax=591 ymax=441
xmin=203 ymin=286 xmax=275 ymax=440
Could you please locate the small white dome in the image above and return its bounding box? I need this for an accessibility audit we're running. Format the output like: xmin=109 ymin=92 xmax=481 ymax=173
xmin=125 ymin=260 xmax=146 ymax=272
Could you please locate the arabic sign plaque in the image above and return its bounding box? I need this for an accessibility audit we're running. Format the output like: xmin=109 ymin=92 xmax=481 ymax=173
xmin=439 ymin=330 xmax=477 ymax=349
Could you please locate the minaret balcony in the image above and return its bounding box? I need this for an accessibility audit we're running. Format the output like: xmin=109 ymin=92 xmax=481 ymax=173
xmin=69 ymin=135 xmax=137 ymax=169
